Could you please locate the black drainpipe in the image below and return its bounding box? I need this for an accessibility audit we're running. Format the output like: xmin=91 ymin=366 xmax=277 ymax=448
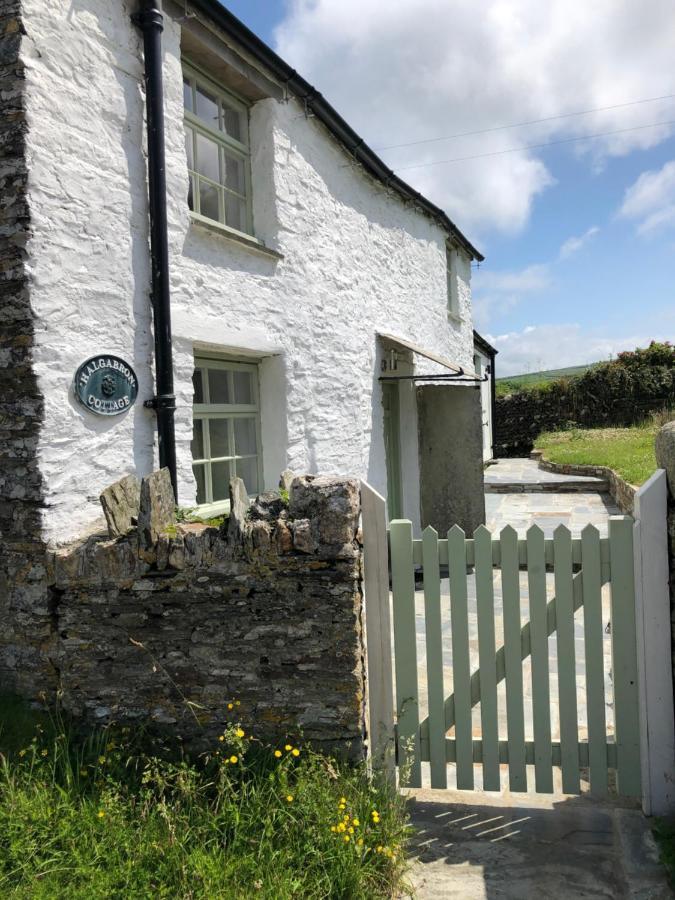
xmin=132 ymin=0 xmax=178 ymax=499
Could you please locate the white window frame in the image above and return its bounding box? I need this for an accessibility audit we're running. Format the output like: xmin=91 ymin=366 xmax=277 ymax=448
xmin=446 ymin=244 xmax=461 ymax=321
xmin=183 ymin=61 xmax=254 ymax=238
xmin=192 ymin=356 xmax=263 ymax=515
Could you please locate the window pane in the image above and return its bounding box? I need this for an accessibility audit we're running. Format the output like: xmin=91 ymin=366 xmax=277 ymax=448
xmin=196 ymin=133 xmax=219 ymax=182
xmin=199 ymin=180 xmax=220 ymax=222
xmin=192 ymin=368 xmax=204 ymax=403
xmin=195 ymin=83 xmax=218 ymax=128
xmin=183 ymin=78 xmax=193 ymax=112
xmin=232 ymin=370 xmax=253 ymax=405
xmin=212 ymin=460 xmax=231 ymax=501
xmin=225 ymin=194 xmax=246 ymax=231
xmin=209 ymin=418 xmax=231 ymax=458
xmin=188 ymin=174 xmax=195 ymax=212
xmin=234 ymin=417 xmax=257 ymax=456
xmin=185 ymin=126 xmax=194 ymax=170
xmin=236 ymin=457 xmax=259 ymax=494
xmin=222 ymin=102 xmax=242 ymax=142
xmin=191 ymin=419 xmax=205 ymax=460
xmin=193 ymin=464 xmax=207 ymax=505
xmin=208 ymin=368 xmax=230 ymax=403
xmin=223 ymin=151 xmax=245 ymax=194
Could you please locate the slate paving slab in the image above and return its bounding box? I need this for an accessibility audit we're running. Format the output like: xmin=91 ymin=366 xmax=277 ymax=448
xmin=404 ymin=790 xmax=672 ymax=899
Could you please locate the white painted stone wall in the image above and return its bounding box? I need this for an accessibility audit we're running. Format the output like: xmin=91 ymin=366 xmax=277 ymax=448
xmin=21 ymin=0 xmax=476 ymax=543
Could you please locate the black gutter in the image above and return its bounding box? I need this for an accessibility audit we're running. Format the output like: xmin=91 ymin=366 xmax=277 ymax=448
xmin=186 ymin=0 xmax=484 ymax=263
xmin=132 ymin=0 xmax=178 ymax=499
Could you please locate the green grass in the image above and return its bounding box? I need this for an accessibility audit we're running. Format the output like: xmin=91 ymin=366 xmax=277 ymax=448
xmin=0 ymin=696 xmax=409 ymax=899
xmin=535 ymin=416 xmax=669 ymax=485
xmin=652 ymin=819 xmax=675 ymax=888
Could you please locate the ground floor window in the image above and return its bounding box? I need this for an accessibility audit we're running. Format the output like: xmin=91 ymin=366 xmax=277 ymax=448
xmin=191 ymin=356 xmax=262 ymax=506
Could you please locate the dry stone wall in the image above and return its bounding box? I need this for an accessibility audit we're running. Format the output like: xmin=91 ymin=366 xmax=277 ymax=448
xmin=0 ymin=0 xmax=52 ymax=698
xmin=46 ymin=474 xmax=367 ymax=755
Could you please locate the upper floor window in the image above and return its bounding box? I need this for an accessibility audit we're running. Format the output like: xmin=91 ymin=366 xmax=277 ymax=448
xmin=446 ymin=245 xmax=460 ymax=320
xmin=183 ymin=64 xmax=253 ymax=235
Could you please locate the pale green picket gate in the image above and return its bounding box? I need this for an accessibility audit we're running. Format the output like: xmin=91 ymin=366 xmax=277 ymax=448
xmin=361 ymin=476 xmax=648 ymax=798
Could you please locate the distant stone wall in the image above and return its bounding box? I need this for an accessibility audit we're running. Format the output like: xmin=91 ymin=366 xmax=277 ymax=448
xmin=44 ymin=475 xmax=366 ymax=755
xmin=0 ymin=0 xmax=52 ymax=698
xmin=496 ymin=360 xmax=675 ymax=457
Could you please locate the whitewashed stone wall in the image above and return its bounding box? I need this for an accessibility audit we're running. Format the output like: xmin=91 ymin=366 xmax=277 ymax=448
xmin=21 ymin=0 xmax=475 ymax=544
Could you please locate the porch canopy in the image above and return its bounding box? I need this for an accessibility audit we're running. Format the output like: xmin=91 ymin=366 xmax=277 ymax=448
xmin=377 ymin=332 xmax=481 ymax=381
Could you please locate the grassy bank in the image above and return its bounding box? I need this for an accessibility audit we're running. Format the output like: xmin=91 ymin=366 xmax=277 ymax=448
xmin=0 ymin=697 xmax=409 ymax=899
xmin=535 ymin=416 xmax=668 ymax=486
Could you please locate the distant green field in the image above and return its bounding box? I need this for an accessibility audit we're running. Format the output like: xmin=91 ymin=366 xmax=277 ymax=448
xmin=496 ymin=362 xmax=600 ymax=396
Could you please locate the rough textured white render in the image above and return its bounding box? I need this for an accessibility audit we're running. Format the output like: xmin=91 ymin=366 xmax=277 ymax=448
xmin=20 ymin=0 xmax=476 ymax=543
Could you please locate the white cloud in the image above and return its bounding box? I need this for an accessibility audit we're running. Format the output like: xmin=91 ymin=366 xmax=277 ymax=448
xmin=472 ymin=263 xmax=551 ymax=328
xmin=275 ymin=0 xmax=675 ymax=238
xmin=558 ymin=226 xmax=600 ymax=260
xmin=487 ymin=323 xmax=669 ymax=376
xmin=618 ymin=159 xmax=675 ymax=234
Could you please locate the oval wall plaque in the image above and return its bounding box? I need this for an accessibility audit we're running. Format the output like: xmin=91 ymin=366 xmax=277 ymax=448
xmin=74 ymin=355 xmax=138 ymax=417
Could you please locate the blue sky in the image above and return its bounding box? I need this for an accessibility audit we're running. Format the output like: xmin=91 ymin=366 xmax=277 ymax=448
xmin=222 ymin=0 xmax=674 ymax=375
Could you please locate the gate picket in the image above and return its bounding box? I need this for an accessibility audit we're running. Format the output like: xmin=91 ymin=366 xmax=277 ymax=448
xmin=581 ymin=524 xmax=608 ymax=795
xmin=501 ymin=525 xmax=527 ymax=791
xmin=422 ymin=526 xmax=447 ymax=789
xmin=554 ymin=524 xmax=580 ymax=794
xmin=609 ymin=517 xmax=641 ymax=798
xmin=527 ymin=525 xmax=553 ymax=793
xmin=390 ymin=520 xmax=421 ymax=788
xmin=448 ymin=525 xmax=474 ymax=790
xmin=474 ymin=525 xmax=500 ymax=791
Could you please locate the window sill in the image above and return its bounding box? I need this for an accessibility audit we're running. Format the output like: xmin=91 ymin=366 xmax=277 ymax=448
xmin=189 ymin=213 xmax=284 ymax=260
xmin=191 ymin=499 xmax=231 ymax=519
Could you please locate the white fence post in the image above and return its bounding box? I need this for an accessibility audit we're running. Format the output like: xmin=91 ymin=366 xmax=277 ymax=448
xmin=361 ymin=482 xmax=396 ymax=785
xmin=633 ymin=469 xmax=675 ymax=816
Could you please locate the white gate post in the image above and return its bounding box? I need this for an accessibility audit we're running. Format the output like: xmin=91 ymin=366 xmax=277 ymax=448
xmin=360 ymin=482 xmax=396 ymax=785
xmin=633 ymin=469 xmax=675 ymax=816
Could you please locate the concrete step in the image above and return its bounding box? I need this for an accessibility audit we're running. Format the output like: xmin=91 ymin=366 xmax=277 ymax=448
xmin=485 ymin=479 xmax=609 ymax=494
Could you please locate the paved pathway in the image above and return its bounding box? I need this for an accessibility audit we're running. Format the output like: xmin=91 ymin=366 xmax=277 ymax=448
xmin=405 ymin=789 xmax=672 ymax=899
xmin=485 ymin=457 xmax=608 ymax=493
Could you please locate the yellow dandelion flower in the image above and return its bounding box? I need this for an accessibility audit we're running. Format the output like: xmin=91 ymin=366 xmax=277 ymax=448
xmin=344 ymin=835 xmax=350 ymax=843
xmin=235 ymin=700 xmax=241 ymax=706
xmin=286 ymin=794 xmax=293 ymax=803
xmin=236 ymin=728 xmax=245 ymax=738
xmin=97 ymin=810 xmax=105 ymax=819
xmin=284 ymin=744 xmax=292 ymax=752
xmin=291 ymin=748 xmax=300 ymax=757
xmin=98 ymin=756 xmax=106 ymax=765
xmin=337 ymin=822 xmax=346 ymax=833
xmin=227 ymin=703 xmax=234 ymax=710
xmin=229 ymin=755 xmax=238 ymax=764
xmin=218 ymin=735 xmax=225 ymax=742
xmin=348 ymin=826 xmax=354 ymax=834
xmin=338 ymin=803 xmax=346 ymax=811
xmin=376 ymin=845 xmax=383 ymax=853
xmin=352 ymin=818 xmax=360 ymax=826
xmin=371 ymin=810 xmax=379 ymax=818
xmin=357 ymin=838 xmax=364 ymax=847
xmin=330 ymin=825 xmax=336 ymax=832
xmin=340 ymin=796 xmax=347 ymax=804
xmin=274 ymin=750 xmax=282 ymax=758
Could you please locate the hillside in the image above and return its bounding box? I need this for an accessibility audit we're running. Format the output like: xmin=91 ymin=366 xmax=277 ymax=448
xmin=496 ymin=362 xmax=601 ymax=396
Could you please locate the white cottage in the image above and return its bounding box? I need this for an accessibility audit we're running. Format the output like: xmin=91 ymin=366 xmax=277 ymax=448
xmin=1 ymin=0 xmax=486 ymax=550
